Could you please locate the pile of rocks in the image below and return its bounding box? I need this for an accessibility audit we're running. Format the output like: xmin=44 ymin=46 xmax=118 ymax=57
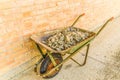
xmin=42 ymin=27 xmax=90 ymax=51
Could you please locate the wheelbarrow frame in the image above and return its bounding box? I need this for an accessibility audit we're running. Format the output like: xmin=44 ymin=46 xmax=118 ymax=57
xmin=31 ymin=13 xmax=113 ymax=77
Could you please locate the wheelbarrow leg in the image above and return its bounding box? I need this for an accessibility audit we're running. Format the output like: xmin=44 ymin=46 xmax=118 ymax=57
xmin=34 ymin=43 xmax=46 ymax=72
xmin=36 ymin=43 xmax=46 ymax=59
xmin=70 ymin=44 xmax=90 ymax=66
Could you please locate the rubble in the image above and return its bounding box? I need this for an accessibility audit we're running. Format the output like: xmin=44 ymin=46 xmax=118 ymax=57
xmin=42 ymin=27 xmax=90 ymax=51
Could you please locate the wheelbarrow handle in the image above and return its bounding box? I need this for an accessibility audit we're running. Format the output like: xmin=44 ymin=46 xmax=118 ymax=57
xmin=96 ymin=17 xmax=114 ymax=36
xmin=71 ymin=13 xmax=85 ymax=27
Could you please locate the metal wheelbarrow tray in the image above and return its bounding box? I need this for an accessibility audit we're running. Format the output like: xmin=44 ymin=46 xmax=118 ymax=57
xmin=31 ymin=27 xmax=95 ymax=54
xmin=30 ymin=13 xmax=114 ymax=78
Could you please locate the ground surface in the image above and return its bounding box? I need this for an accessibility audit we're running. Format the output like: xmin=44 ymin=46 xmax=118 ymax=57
xmin=12 ymin=16 xmax=120 ymax=80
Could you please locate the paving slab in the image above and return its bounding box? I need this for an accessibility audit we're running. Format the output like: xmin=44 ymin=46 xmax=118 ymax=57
xmin=13 ymin=53 xmax=120 ymax=80
xmin=87 ymin=17 xmax=120 ymax=71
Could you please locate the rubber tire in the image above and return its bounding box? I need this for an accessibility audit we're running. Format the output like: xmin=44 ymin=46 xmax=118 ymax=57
xmin=40 ymin=53 xmax=63 ymax=78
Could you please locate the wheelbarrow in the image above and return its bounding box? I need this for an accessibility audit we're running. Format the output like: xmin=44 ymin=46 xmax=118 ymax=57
xmin=31 ymin=13 xmax=114 ymax=78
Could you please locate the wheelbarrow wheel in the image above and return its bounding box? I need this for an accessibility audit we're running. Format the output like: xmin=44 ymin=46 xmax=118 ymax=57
xmin=40 ymin=53 xmax=63 ymax=78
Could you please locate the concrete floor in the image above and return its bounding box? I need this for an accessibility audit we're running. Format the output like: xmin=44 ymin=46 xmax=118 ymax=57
xmin=13 ymin=16 xmax=120 ymax=80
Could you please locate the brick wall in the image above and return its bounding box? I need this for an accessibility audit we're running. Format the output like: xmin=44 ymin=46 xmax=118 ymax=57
xmin=0 ymin=0 xmax=120 ymax=79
